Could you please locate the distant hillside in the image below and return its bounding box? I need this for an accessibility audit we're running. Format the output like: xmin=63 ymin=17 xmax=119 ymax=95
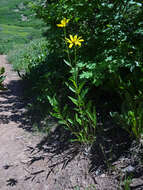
xmin=0 ymin=0 xmax=44 ymax=54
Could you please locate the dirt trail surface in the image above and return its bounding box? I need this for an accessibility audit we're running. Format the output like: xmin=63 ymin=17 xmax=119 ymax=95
xmin=0 ymin=55 xmax=46 ymax=190
xmin=0 ymin=55 xmax=120 ymax=190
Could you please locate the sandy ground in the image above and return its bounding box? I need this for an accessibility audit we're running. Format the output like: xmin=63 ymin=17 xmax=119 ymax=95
xmin=0 ymin=55 xmax=47 ymax=190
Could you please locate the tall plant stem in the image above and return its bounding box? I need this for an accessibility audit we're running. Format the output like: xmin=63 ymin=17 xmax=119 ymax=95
xmin=64 ymin=28 xmax=72 ymax=65
xmin=74 ymin=46 xmax=77 ymax=67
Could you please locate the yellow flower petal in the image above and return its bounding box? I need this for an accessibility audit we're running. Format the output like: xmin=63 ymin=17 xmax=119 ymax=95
xmin=74 ymin=35 xmax=77 ymax=41
xmin=66 ymin=38 xmax=72 ymax=44
xmin=65 ymin=37 xmax=70 ymax=42
xmin=61 ymin=20 xmax=66 ymax=26
xmin=77 ymin=36 xmax=84 ymax=41
xmin=57 ymin=24 xmax=63 ymax=27
xmin=57 ymin=18 xmax=70 ymax=28
xmin=69 ymin=43 xmax=73 ymax=48
xmin=75 ymin=41 xmax=81 ymax=46
xmin=70 ymin=35 xmax=74 ymax=42
xmin=66 ymin=19 xmax=70 ymax=23
xmin=78 ymin=39 xmax=84 ymax=42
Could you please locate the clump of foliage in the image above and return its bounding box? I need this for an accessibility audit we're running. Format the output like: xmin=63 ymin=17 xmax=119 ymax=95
xmin=111 ymin=91 xmax=143 ymax=140
xmin=0 ymin=0 xmax=44 ymax=54
xmin=8 ymin=38 xmax=48 ymax=74
xmin=31 ymin=0 xmax=143 ymax=86
xmin=0 ymin=67 xmax=6 ymax=91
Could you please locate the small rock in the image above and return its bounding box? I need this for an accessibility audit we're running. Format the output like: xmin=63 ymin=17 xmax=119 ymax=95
xmin=122 ymin=165 xmax=135 ymax=174
xmin=95 ymin=168 xmax=102 ymax=176
xmin=100 ymin=174 xmax=106 ymax=177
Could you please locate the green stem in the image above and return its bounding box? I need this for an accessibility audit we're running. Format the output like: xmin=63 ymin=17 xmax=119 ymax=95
xmin=64 ymin=28 xmax=72 ymax=65
xmin=74 ymin=46 xmax=77 ymax=67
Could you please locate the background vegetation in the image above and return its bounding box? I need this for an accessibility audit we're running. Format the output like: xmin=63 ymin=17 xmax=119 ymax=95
xmin=0 ymin=0 xmax=44 ymax=54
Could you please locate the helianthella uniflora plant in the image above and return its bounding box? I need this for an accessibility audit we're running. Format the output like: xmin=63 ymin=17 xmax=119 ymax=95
xmin=48 ymin=18 xmax=97 ymax=146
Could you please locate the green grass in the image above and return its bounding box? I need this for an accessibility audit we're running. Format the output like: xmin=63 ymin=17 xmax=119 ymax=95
xmin=0 ymin=0 xmax=44 ymax=54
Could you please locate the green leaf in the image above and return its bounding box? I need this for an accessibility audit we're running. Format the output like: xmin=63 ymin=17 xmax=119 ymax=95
xmin=80 ymin=71 xmax=92 ymax=79
xmin=78 ymin=81 xmax=86 ymax=94
xmin=51 ymin=112 xmax=61 ymax=119
xmin=64 ymin=59 xmax=72 ymax=67
xmin=58 ymin=120 xmax=66 ymax=125
xmin=65 ymin=82 xmax=76 ymax=93
xmin=69 ymin=78 xmax=77 ymax=88
xmin=80 ymin=88 xmax=88 ymax=99
xmin=63 ymin=104 xmax=68 ymax=113
xmin=75 ymin=113 xmax=82 ymax=125
xmin=67 ymin=118 xmax=73 ymax=124
xmin=68 ymin=96 xmax=78 ymax=106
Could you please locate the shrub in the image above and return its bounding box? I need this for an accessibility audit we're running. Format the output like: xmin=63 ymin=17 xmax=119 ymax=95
xmin=31 ymin=0 xmax=143 ymax=88
xmin=7 ymin=38 xmax=48 ymax=74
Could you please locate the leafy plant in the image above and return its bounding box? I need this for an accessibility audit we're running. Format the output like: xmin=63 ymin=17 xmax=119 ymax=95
xmin=48 ymin=64 xmax=97 ymax=144
xmin=111 ymin=91 xmax=143 ymax=140
xmin=47 ymin=19 xmax=97 ymax=145
xmin=0 ymin=67 xmax=6 ymax=91
xmin=122 ymin=176 xmax=132 ymax=190
xmin=8 ymin=38 xmax=48 ymax=75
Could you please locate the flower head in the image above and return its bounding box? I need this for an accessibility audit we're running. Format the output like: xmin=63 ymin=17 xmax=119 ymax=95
xmin=65 ymin=35 xmax=84 ymax=48
xmin=57 ymin=18 xmax=70 ymax=27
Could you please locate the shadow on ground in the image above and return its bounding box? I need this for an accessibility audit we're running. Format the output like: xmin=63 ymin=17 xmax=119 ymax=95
xmin=0 ymin=79 xmax=32 ymax=131
xmin=31 ymin=120 xmax=133 ymax=177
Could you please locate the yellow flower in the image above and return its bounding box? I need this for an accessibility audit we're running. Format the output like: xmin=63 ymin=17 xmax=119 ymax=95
xmin=57 ymin=18 xmax=70 ymax=27
xmin=65 ymin=35 xmax=84 ymax=48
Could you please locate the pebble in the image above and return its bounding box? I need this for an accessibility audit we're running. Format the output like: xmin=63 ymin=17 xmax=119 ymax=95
xmin=100 ymin=174 xmax=106 ymax=177
xmin=95 ymin=168 xmax=102 ymax=176
xmin=122 ymin=165 xmax=135 ymax=173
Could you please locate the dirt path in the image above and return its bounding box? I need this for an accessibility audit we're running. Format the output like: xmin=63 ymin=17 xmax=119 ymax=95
xmin=0 ymin=55 xmax=47 ymax=190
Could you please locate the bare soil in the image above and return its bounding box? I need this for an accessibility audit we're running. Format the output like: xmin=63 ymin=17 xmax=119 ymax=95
xmin=0 ymin=55 xmax=143 ymax=190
